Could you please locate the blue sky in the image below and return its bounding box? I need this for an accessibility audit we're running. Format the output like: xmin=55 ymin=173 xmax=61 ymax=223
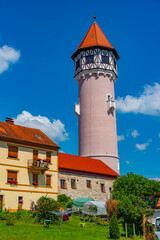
xmin=0 ymin=0 xmax=160 ymax=179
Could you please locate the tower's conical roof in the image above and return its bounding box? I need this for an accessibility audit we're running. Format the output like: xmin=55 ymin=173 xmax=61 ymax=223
xmin=72 ymin=22 xmax=119 ymax=60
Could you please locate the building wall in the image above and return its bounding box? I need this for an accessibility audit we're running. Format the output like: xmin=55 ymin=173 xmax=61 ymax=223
xmin=0 ymin=141 xmax=58 ymax=211
xmin=78 ymin=73 xmax=119 ymax=174
xmin=58 ymin=171 xmax=115 ymax=201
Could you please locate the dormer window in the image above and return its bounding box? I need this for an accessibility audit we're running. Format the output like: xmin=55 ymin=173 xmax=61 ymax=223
xmin=86 ymin=55 xmax=94 ymax=64
xmin=102 ymin=55 xmax=109 ymax=64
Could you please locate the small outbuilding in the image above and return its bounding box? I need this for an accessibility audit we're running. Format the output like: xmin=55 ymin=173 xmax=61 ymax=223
xmin=82 ymin=201 xmax=107 ymax=216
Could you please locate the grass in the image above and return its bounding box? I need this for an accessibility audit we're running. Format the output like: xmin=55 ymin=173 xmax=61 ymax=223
xmin=0 ymin=216 xmax=144 ymax=240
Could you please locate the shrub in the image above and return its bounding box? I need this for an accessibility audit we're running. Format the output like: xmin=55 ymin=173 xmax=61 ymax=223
xmin=6 ymin=214 xmax=15 ymax=226
xmin=13 ymin=210 xmax=34 ymax=220
xmin=0 ymin=211 xmax=9 ymax=220
xmin=106 ymin=199 xmax=119 ymax=221
xmin=58 ymin=194 xmax=73 ymax=208
xmin=36 ymin=196 xmax=60 ymax=223
xmin=109 ymin=214 xmax=120 ymax=239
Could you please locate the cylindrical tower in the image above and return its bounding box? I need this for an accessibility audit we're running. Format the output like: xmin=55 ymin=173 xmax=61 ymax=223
xmin=71 ymin=20 xmax=120 ymax=174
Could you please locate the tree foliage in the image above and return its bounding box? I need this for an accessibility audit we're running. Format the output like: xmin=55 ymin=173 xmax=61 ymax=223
xmin=112 ymin=172 xmax=160 ymax=200
xmin=58 ymin=194 xmax=73 ymax=208
xmin=109 ymin=213 xmax=120 ymax=239
xmin=112 ymin=172 xmax=158 ymax=234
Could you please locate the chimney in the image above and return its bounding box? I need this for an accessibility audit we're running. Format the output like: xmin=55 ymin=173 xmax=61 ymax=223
xmin=6 ymin=117 xmax=14 ymax=124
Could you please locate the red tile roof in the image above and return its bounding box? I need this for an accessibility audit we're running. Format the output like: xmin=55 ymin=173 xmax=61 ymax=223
xmin=0 ymin=121 xmax=59 ymax=149
xmin=58 ymin=152 xmax=119 ymax=177
xmin=72 ymin=22 xmax=119 ymax=60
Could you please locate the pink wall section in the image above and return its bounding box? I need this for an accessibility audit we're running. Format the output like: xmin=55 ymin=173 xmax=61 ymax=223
xmin=78 ymin=73 xmax=119 ymax=173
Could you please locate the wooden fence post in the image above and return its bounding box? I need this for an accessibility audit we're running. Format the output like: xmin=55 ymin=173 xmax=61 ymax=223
xmin=133 ymin=223 xmax=136 ymax=239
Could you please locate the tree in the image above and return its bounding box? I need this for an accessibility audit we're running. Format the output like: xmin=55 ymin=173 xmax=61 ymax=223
xmin=112 ymin=172 xmax=157 ymax=234
xmin=109 ymin=213 xmax=120 ymax=239
xmin=112 ymin=172 xmax=160 ymax=200
xmin=58 ymin=194 xmax=73 ymax=208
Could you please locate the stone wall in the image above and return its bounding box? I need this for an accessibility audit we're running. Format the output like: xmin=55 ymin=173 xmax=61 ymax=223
xmin=58 ymin=171 xmax=115 ymax=201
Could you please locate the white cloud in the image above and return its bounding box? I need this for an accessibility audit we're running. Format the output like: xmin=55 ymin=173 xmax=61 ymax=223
xmin=151 ymin=178 xmax=160 ymax=181
xmin=0 ymin=45 xmax=20 ymax=74
xmin=131 ymin=129 xmax=139 ymax=138
xmin=116 ymin=83 xmax=160 ymax=116
xmin=14 ymin=111 xmax=69 ymax=143
xmin=126 ymin=160 xmax=131 ymax=165
xmin=158 ymin=133 xmax=160 ymax=138
xmin=135 ymin=140 xmax=151 ymax=151
xmin=117 ymin=135 xmax=125 ymax=142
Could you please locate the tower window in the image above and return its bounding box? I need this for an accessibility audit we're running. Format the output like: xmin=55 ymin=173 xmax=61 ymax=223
xmin=76 ymin=59 xmax=80 ymax=69
xmin=86 ymin=55 xmax=94 ymax=64
xmin=114 ymin=59 xmax=116 ymax=68
xmin=102 ymin=55 xmax=109 ymax=64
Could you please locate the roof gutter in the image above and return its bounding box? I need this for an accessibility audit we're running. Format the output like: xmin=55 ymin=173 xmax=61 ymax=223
xmin=0 ymin=136 xmax=60 ymax=150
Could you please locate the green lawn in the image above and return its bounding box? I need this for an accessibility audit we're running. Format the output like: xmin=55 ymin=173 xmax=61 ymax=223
xmin=0 ymin=216 xmax=143 ymax=240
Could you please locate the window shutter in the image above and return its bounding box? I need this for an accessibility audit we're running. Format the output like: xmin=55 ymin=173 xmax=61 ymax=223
xmin=33 ymin=174 xmax=38 ymax=183
xmin=46 ymin=175 xmax=51 ymax=186
xmin=8 ymin=146 xmax=18 ymax=158
xmin=33 ymin=150 xmax=38 ymax=162
xmin=8 ymin=171 xmax=17 ymax=180
xmin=46 ymin=152 xmax=51 ymax=163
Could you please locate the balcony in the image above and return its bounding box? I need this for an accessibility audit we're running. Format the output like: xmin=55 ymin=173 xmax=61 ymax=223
xmin=107 ymin=99 xmax=116 ymax=111
xmin=28 ymin=159 xmax=49 ymax=173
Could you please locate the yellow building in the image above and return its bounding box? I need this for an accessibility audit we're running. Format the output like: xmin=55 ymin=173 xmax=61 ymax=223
xmin=0 ymin=118 xmax=59 ymax=211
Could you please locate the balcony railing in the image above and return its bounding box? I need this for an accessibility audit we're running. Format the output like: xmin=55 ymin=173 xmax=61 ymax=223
xmin=28 ymin=159 xmax=49 ymax=173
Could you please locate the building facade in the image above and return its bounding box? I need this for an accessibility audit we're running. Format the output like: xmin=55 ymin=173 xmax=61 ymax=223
xmin=58 ymin=153 xmax=118 ymax=201
xmin=0 ymin=119 xmax=59 ymax=211
xmin=72 ymin=20 xmax=120 ymax=174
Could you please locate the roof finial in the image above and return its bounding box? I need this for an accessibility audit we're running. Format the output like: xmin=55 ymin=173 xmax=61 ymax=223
xmin=93 ymin=13 xmax=96 ymax=22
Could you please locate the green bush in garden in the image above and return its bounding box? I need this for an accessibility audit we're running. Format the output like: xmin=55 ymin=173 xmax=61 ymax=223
xmin=57 ymin=194 xmax=73 ymax=208
xmin=36 ymin=196 xmax=60 ymax=223
xmin=6 ymin=214 xmax=15 ymax=226
xmin=109 ymin=214 xmax=120 ymax=239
